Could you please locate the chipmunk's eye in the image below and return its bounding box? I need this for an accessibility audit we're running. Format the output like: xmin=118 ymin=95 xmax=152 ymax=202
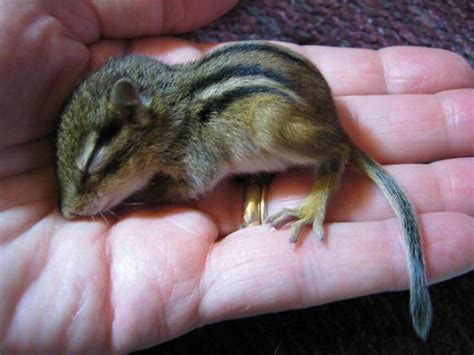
xmin=87 ymin=145 xmax=108 ymax=175
xmin=85 ymin=123 xmax=121 ymax=175
xmin=75 ymin=123 xmax=122 ymax=180
xmin=76 ymin=132 xmax=98 ymax=174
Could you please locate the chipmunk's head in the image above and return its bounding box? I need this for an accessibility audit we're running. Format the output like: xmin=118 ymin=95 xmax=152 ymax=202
xmin=56 ymin=61 xmax=174 ymax=219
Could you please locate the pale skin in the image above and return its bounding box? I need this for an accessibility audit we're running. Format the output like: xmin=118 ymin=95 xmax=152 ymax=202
xmin=0 ymin=0 xmax=473 ymax=353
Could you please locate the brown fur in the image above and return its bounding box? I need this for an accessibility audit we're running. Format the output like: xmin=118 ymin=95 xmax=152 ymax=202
xmin=56 ymin=41 xmax=431 ymax=339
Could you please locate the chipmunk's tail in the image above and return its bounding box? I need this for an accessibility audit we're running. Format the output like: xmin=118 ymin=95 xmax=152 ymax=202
xmin=351 ymin=147 xmax=432 ymax=340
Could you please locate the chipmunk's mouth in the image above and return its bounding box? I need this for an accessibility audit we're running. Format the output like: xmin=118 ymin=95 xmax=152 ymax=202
xmin=59 ymin=193 xmax=110 ymax=219
xmin=60 ymin=204 xmax=101 ymax=220
xmin=60 ymin=175 xmax=152 ymax=220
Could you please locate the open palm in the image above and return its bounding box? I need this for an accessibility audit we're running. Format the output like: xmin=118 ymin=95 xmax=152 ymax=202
xmin=0 ymin=1 xmax=472 ymax=353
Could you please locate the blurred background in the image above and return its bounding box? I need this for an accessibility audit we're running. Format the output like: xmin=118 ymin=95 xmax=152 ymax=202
xmin=137 ymin=1 xmax=473 ymax=353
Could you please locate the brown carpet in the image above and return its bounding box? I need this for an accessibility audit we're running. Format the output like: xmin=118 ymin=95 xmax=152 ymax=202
xmin=136 ymin=1 xmax=473 ymax=353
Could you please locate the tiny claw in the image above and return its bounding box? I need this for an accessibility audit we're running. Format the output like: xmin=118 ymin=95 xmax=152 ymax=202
xmin=289 ymin=233 xmax=298 ymax=244
xmin=265 ymin=221 xmax=275 ymax=231
xmin=271 ymin=222 xmax=279 ymax=230
xmin=313 ymin=224 xmax=325 ymax=241
xmin=267 ymin=208 xmax=302 ymax=230
xmin=266 ymin=216 xmax=286 ymax=230
xmin=264 ymin=216 xmax=282 ymax=230
xmin=315 ymin=230 xmax=324 ymax=241
xmin=265 ymin=218 xmax=277 ymax=228
xmin=288 ymin=220 xmax=307 ymax=244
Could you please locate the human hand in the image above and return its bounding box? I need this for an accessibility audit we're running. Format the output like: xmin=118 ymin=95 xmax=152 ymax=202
xmin=0 ymin=0 xmax=473 ymax=353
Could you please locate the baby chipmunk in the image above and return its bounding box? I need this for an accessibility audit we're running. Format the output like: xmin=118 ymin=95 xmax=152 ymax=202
xmin=56 ymin=41 xmax=432 ymax=339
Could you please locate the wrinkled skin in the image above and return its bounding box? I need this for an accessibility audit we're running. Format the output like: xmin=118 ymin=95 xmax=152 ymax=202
xmin=0 ymin=1 xmax=473 ymax=353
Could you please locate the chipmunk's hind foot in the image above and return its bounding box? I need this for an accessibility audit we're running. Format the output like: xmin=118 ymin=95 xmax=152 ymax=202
xmin=266 ymin=158 xmax=345 ymax=243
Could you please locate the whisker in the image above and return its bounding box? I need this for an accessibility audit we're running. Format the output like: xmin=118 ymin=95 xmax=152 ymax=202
xmin=99 ymin=212 xmax=110 ymax=226
xmin=105 ymin=208 xmax=119 ymax=218
xmin=121 ymin=202 xmax=145 ymax=206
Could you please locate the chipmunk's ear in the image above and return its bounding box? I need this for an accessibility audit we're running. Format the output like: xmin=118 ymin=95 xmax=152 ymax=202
xmin=110 ymin=78 xmax=151 ymax=126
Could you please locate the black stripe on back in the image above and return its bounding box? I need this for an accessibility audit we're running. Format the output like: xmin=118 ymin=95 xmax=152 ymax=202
xmin=189 ymin=64 xmax=291 ymax=94
xmin=200 ymin=43 xmax=314 ymax=72
xmin=199 ymin=85 xmax=293 ymax=122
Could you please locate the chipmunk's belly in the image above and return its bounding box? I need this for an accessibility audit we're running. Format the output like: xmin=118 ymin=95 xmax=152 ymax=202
xmin=207 ymin=152 xmax=320 ymax=192
xmin=227 ymin=152 xmax=319 ymax=175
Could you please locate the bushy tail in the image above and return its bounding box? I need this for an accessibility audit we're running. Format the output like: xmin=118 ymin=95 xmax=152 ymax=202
xmin=351 ymin=148 xmax=432 ymax=340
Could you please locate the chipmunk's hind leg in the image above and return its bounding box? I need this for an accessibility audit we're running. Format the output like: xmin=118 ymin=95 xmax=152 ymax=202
xmin=254 ymin=103 xmax=349 ymax=242
xmin=267 ymin=158 xmax=346 ymax=243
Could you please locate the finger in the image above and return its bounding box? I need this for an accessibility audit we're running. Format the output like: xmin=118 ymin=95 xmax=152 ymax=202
xmin=191 ymin=178 xmax=245 ymax=237
xmin=0 ymin=3 xmax=92 ymax=149
xmin=106 ymin=207 xmax=219 ymax=351
xmin=0 ymin=166 xmax=57 ymax=212
xmin=267 ymin=158 xmax=473 ymax=224
xmin=90 ymin=0 xmax=238 ymax=38
xmin=86 ymin=37 xmax=209 ymax=71
xmin=198 ymin=212 xmax=473 ymax=325
xmin=332 ymin=158 xmax=474 ymax=220
xmin=297 ymin=45 xmax=474 ymax=96
xmin=87 ymin=39 xmax=474 ymax=96
xmin=337 ymin=89 xmax=474 ymax=163
xmin=197 ymin=157 xmax=472 ymax=235
xmin=0 ymin=137 xmax=53 ymax=179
